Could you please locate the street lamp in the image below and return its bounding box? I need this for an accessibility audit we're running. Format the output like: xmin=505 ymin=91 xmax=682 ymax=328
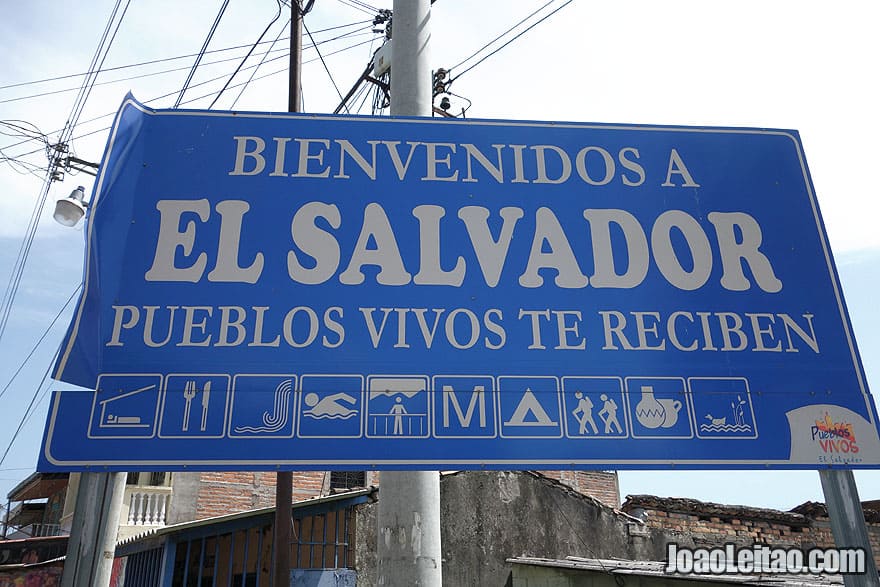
xmin=53 ymin=186 xmax=87 ymax=227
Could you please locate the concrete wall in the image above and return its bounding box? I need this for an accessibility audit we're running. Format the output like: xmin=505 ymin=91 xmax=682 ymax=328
xmin=166 ymin=472 xmax=200 ymax=524
xmin=441 ymin=471 xmax=644 ymax=586
xmin=353 ymin=500 xmax=378 ymax=586
xmin=353 ymin=471 xmax=647 ymax=587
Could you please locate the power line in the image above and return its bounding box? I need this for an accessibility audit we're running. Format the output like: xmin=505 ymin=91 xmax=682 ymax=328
xmin=3 ymin=29 xmax=378 ymax=184
xmin=231 ymin=17 xmax=292 ymax=109
xmin=208 ymin=1 xmax=285 ymax=109
xmin=20 ymin=382 xmax=58 ymax=432
xmin=0 ymin=121 xmax=49 ymax=177
xmin=174 ymin=0 xmax=231 ymax=107
xmin=0 ymin=147 xmax=47 ymax=178
xmin=303 ymin=19 xmax=348 ymax=111
xmin=2 ymin=26 xmax=377 ymax=160
xmin=335 ymin=0 xmax=377 ymax=17
xmin=0 ymin=46 xmax=291 ymax=106
xmin=448 ymin=0 xmax=554 ymax=72
xmin=447 ymin=0 xmax=574 ymax=85
xmin=5 ymin=33 xmax=380 ymax=170
xmin=0 ymin=174 xmax=53 ymax=348
xmin=0 ymin=349 xmax=58 ymax=467
xmin=60 ymin=0 xmax=133 ymax=148
xmin=0 ymin=120 xmax=46 ymax=142
xmin=344 ymin=0 xmax=379 ymax=11
xmin=0 ymin=20 xmax=372 ymax=93
xmin=0 ymin=286 xmax=81 ymax=403
xmin=181 ymin=36 xmax=378 ymax=107
xmin=0 ymin=285 xmax=80 ymax=468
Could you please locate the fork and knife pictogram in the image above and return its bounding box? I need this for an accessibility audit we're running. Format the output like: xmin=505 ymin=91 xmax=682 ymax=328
xmin=182 ymin=380 xmax=212 ymax=431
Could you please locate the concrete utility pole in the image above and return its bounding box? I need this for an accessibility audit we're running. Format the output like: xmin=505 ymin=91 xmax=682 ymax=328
xmin=819 ymin=470 xmax=880 ymax=587
xmin=60 ymin=472 xmax=127 ymax=587
xmin=376 ymin=1 xmax=443 ymax=585
xmin=272 ymin=2 xmax=303 ymax=584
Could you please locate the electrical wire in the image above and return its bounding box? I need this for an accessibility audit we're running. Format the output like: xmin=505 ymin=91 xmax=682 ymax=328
xmin=20 ymin=382 xmax=57 ymax=431
xmin=0 ymin=286 xmax=81 ymax=403
xmin=335 ymin=0 xmax=377 ymax=17
xmin=0 ymin=120 xmax=47 ymax=143
xmin=231 ymin=17 xmax=292 ymax=109
xmin=174 ymin=0 xmax=231 ymax=107
xmin=6 ymin=50 xmax=292 ymax=159
xmin=208 ymin=1 xmax=284 ymax=109
xmin=0 ymin=46 xmax=291 ymax=106
xmin=60 ymin=0 xmax=132 ymax=148
xmin=0 ymin=285 xmax=80 ymax=470
xmin=0 ymin=120 xmax=49 ymax=176
xmin=303 ymin=19 xmax=349 ymax=111
xmin=0 ymin=349 xmax=58 ymax=467
xmin=448 ymin=0 xmax=554 ymax=72
xmin=180 ymin=36 xmax=378 ymax=107
xmin=350 ymin=79 xmax=372 ymax=114
xmin=2 ymin=25 xmax=377 ymax=159
xmin=448 ymin=0 xmax=574 ymax=84
xmin=0 ymin=148 xmax=47 ymax=178
xmin=0 ymin=19 xmax=372 ymax=94
xmin=346 ymin=0 xmax=379 ymax=10
xmin=0 ymin=175 xmax=53 ymax=348
xmin=15 ymin=34 xmax=382 ymax=156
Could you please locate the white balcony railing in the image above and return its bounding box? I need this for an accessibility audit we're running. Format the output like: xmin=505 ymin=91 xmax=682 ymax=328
xmin=29 ymin=523 xmax=62 ymax=537
xmin=124 ymin=486 xmax=172 ymax=527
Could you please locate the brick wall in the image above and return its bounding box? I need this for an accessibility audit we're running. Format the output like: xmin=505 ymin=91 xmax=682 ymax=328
xmin=536 ymin=471 xmax=620 ymax=508
xmin=623 ymin=495 xmax=880 ymax=568
xmin=195 ymin=471 xmax=327 ymax=519
xmin=193 ymin=469 xmax=619 ymax=519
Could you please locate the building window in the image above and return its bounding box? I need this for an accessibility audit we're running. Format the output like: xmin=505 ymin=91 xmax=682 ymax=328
xmin=126 ymin=472 xmax=170 ymax=486
xmin=329 ymin=471 xmax=366 ymax=491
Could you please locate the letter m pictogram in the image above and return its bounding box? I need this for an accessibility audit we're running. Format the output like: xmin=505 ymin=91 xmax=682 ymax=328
xmin=442 ymin=385 xmax=486 ymax=428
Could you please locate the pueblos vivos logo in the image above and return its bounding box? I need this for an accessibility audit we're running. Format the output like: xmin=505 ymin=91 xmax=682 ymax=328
xmin=786 ymin=404 xmax=880 ymax=465
xmin=811 ymin=412 xmax=859 ymax=455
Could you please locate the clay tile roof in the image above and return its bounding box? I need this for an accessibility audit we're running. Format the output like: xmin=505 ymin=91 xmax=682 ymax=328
xmin=790 ymin=501 xmax=880 ymax=524
xmin=622 ymin=494 xmax=809 ymax=527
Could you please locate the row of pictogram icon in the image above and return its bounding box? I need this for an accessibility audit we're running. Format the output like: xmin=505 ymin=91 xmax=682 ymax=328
xmin=87 ymin=373 xmax=758 ymax=441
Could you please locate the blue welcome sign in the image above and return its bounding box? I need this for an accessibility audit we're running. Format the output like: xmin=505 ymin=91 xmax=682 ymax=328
xmin=40 ymin=94 xmax=880 ymax=470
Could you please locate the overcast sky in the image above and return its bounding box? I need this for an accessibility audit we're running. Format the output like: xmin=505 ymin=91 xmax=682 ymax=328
xmin=1 ymin=0 xmax=879 ymax=512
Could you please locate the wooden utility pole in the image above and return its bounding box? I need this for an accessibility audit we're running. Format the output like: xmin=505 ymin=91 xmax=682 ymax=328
xmin=273 ymin=2 xmax=302 ymax=584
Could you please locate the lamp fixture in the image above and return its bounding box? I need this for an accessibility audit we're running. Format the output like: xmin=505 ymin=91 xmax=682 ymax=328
xmin=53 ymin=186 xmax=87 ymax=227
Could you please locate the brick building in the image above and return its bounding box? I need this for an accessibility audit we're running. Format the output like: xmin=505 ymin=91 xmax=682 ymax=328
xmin=169 ymin=469 xmax=621 ymax=523
xmin=621 ymin=494 xmax=880 ymax=569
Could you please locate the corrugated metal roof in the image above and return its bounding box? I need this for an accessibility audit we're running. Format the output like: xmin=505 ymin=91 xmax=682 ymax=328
xmin=508 ymin=556 xmax=845 ymax=586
